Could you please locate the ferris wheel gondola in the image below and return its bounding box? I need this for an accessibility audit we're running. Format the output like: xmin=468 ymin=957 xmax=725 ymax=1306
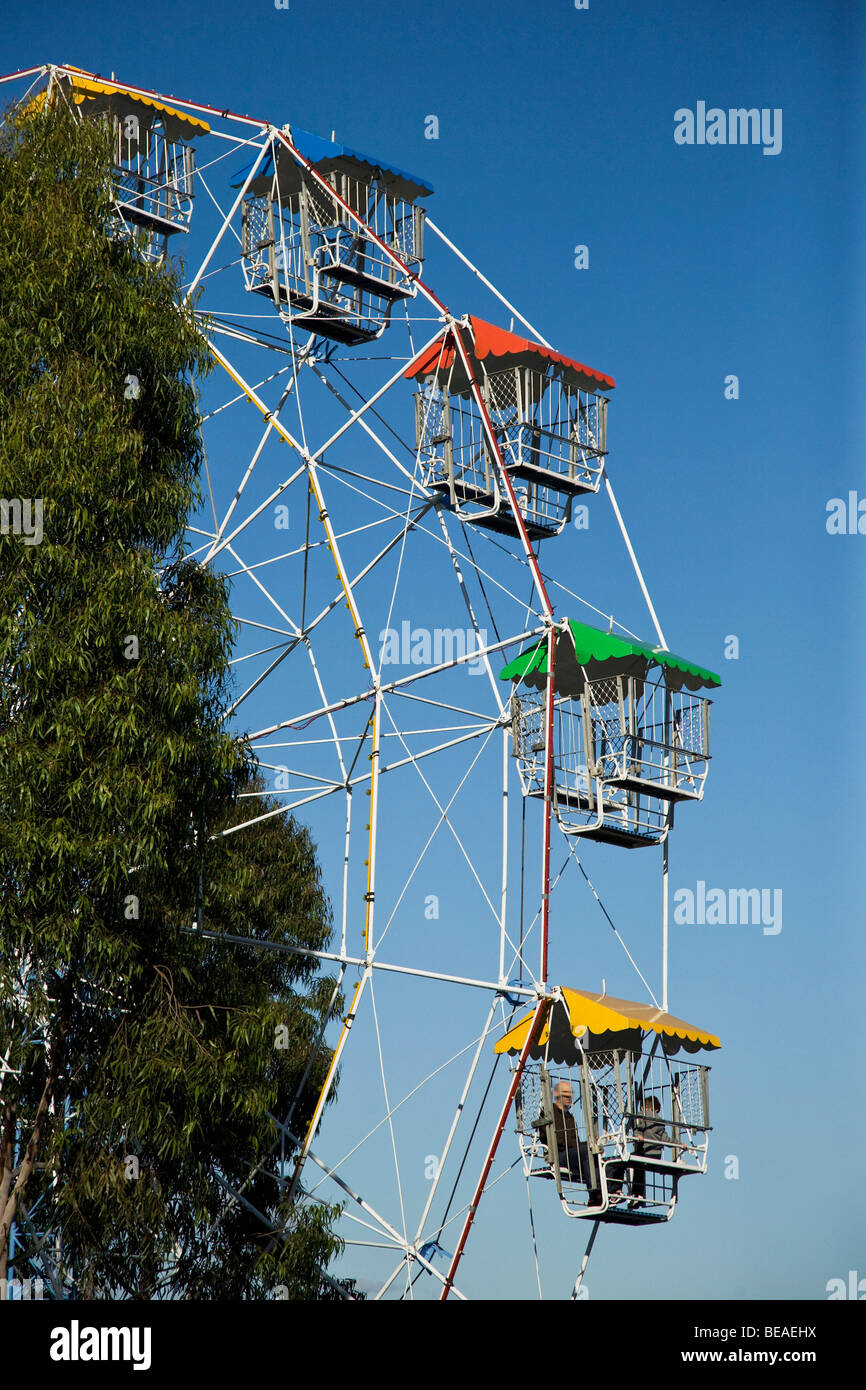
xmin=502 ymin=618 xmax=720 ymax=847
xmin=407 ymin=316 xmax=614 ymax=539
xmin=28 ymin=66 xmax=210 ymax=262
xmin=499 ymin=988 xmax=719 ymax=1225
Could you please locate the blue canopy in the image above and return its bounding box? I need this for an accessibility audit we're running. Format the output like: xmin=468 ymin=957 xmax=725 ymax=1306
xmin=232 ymin=127 xmax=433 ymax=203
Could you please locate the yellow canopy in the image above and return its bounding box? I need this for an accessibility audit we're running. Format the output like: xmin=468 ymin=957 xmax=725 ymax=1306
xmin=29 ymin=69 xmax=209 ymax=139
xmin=494 ymin=987 xmax=720 ymax=1062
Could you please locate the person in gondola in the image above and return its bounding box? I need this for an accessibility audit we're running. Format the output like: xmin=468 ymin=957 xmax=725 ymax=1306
xmin=534 ymin=1079 xmax=601 ymax=1206
xmin=629 ymin=1094 xmax=671 ymax=1205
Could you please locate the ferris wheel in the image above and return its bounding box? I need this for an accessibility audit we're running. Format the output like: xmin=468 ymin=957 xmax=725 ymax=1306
xmin=4 ymin=62 xmax=723 ymax=1301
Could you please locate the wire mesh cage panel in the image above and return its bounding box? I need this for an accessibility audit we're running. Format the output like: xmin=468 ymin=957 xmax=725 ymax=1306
xmin=241 ymin=168 xmax=425 ymax=343
xmin=516 ymin=1064 xmax=593 ymax=1150
xmin=414 ymin=383 xmax=572 ymax=537
xmin=510 ymin=691 xmax=667 ymax=845
xmin=583 ymin=673 xmax=711 ymax=802
xmin=107 ymin=114 xmax=196 ymax=262
xmin=302 ymin=170 xmax=425 ymax=281
xmin=413 ymin=363 xmax=609 ymax=539
xmin=509 ymin=674 xmax=711 ymax=846
xmin=486 ymin=366 xmax=607 ymax=494
xmin=586 ymin=1047 xmax=711 ymax=1167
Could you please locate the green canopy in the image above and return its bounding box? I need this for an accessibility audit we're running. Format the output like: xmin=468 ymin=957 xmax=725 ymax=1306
xmin=499 ymin=619 xmax=721 ymax=696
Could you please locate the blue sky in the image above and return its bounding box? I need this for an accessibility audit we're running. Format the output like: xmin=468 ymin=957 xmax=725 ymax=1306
xmin=3 ymin=1 xmax=863 ymax=1301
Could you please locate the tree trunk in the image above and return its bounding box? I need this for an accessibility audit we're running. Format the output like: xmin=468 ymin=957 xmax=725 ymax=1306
xmin=0 ymin=1070 xmax=56 ymax=1295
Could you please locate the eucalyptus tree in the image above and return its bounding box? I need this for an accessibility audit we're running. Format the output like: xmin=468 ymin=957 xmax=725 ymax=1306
xmin=0 ymin=100 xmax=346 ymax=1299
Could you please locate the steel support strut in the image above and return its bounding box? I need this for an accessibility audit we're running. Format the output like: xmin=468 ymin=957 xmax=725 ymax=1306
xmin=540 ymin=625 xmax=557 ymax=983
xmin=449 ymin=324 xmax=554 ymax=621
xmin=439 ymin=996 xmax=550 ymax=1299
xmin=433 ymin=326 xmax=559 ymax=1296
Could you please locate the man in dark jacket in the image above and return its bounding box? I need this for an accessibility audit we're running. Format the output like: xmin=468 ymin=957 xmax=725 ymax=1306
xmin=534 ymin=1080 xmax=602 ymax=1206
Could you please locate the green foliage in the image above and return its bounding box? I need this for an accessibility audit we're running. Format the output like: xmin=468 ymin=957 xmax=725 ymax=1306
xmin=0 ymin=98 xmax=349 ymax=1299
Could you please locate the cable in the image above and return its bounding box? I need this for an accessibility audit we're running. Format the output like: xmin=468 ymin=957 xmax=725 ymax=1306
xmin=564 ymin=839 xmax=659 ymax=1008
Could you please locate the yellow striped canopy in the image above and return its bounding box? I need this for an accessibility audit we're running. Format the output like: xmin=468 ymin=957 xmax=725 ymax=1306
xmin=29 ymin=69 xmax=210 ymax=139
xmin=495 ymin=987 xmax=720 ymax=1061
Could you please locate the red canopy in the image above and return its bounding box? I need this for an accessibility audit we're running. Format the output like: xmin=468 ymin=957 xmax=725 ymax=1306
xmin=405 ymin=316 xmax=615 ymax=396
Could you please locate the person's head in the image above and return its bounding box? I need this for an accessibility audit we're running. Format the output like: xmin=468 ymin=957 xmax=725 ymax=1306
xmin=553 ymin=1081 xmax=574 ymax=1108
xmin=643 ymin=1095 xmax=661 ymax=1114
